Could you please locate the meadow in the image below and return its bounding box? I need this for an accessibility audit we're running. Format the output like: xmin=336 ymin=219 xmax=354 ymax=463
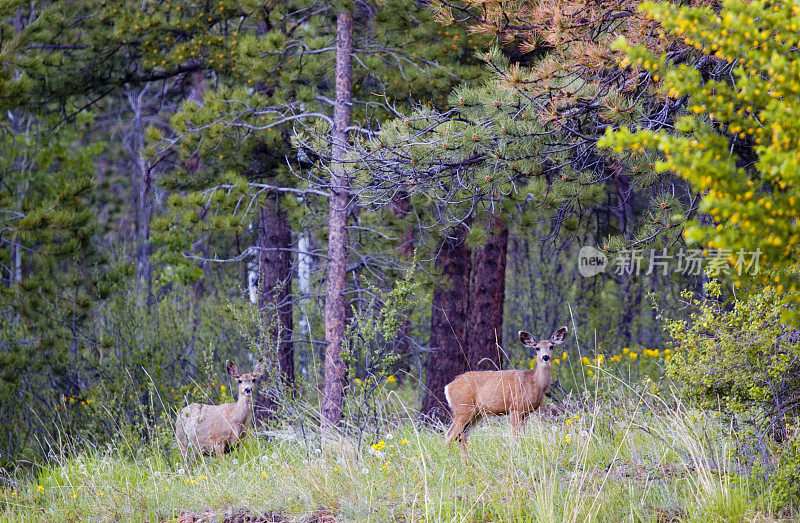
xmin=1 ymin=366 xmax=781 ymax=522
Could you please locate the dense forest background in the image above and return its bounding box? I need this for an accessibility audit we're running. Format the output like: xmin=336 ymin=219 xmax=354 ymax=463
xmin=1 ymin=1 xmax=798 ymax=501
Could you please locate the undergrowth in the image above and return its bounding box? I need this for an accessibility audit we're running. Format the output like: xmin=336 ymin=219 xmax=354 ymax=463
xmin=0 ymin=382 xmax=789 ymax=522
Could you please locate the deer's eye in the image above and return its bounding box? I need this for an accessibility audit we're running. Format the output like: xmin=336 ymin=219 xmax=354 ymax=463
xmin=237 ymin=379 xmax=242 ymax=383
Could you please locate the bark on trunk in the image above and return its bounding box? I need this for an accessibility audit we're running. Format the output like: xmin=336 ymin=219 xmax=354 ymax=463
xmin=125 ymin=87 xmax=153 ymax=305
xmin=615 ymin=173 xmax=636 ymax=344
xmin=254 ymin=199 xmax=294 ymax=424
xmin=183 ymin=70 xmax=207 ymax=358
xmin=421 ymin=224 xmax=472 ymax=423
xmin=467 ymin=215 xmax=508 ymax=371
xmin=391 ymin=191 xmax=415 ymax=383
xmin=321 ymin=10 xmax=354 ymax=432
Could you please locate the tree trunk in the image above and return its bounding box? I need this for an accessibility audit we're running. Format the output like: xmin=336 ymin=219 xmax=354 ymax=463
xmin=183 ymin=71 xmax=207 ymax=360
xmin=321 ymin=10 xmax=354 ymax=432
xmin=125 ymin=86 xmax=153 ymax=305
xmin=614 ymin=173 xmax=636 ymax=344
xmin=467 ymin=215 xmax=508 ymax=371
xmin=254 ymin=198 xmax=294 ymax=424
xmin=296 ymin=230 xmax=313 ymax=380
xmin=421 ymin=223 xmax=472 ymax=423
xmin=391 ymin=191 xmax=415 ymax=383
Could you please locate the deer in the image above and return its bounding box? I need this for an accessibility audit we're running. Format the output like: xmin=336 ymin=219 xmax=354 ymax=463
xmin=443 ymin=326 xmax=568 ymax=455
xmin=175 ymin=360 xmax=264 ymax=458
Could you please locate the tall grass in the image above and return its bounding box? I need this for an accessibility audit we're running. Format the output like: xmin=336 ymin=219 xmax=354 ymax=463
xmin=0 ymin=383 xmax=775 ymax=522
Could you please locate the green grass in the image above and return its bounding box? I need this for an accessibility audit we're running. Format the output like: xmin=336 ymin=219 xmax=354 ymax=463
xmin=0 ymin=387 xmax=783 ymax=522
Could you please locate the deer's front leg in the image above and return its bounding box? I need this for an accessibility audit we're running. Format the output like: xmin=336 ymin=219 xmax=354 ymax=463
xmin=211 ymin=439 xmax=226 ymax=457
xmin=510 ymin=410 xmax=525 ymax=438
xmin=518 ymin=413 xmax=529 ymax=437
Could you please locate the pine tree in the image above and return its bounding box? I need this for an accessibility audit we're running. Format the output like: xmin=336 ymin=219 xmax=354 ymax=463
xmin=147 ymin=0 xmax=488 ymax=427
xmin=0 ymin=111 xmax=111 ymax=460
xmin=600 ymin=0 xmax=800 ymax=323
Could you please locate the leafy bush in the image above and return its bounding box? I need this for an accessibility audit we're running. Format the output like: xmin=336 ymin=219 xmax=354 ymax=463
xmin=663 ymin=279 xmax=800 ymax=508
xmin=342 ymin=267 xmax=418 ymax=444
xmin=664 ymin=280 xmax=798 ymax=425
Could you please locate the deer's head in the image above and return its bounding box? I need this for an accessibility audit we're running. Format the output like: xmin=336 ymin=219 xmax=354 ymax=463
xmin=226 ymin=360 xmax=265 ymax=399
xmin=518 ymin=326 xmax=568 ymax=364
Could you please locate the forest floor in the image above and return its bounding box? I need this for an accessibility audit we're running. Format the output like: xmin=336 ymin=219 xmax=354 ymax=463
xmin=0 ymin=388 xmax=788 ymax=522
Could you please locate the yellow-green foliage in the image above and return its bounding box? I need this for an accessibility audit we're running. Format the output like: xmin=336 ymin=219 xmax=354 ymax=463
xmin=663 ymin=280 xmax=798 ymax=418
xmin=599 ymin=0 xmax=800 ymax=323
xmin=663 ymin=279 xmax=800 ymax=505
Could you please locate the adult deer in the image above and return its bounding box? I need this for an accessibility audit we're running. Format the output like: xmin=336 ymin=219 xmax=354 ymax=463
xmin=444 ymin=326 xmax=568 ymax=454
xmin=175 ymin=360 xmax=264 ymax=458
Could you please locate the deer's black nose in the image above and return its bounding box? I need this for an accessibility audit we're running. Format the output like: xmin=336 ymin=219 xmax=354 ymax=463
xmin=542 ymin=355 xmax=550 ymax=362
xmin=245 ymin=387 xmax=252 ymax=394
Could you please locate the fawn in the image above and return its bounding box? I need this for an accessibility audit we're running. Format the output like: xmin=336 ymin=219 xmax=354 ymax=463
xmin=175 ymin=360 xmax=264 ymax=458
xmin=443 ymin=326 xmax=568 ymax=454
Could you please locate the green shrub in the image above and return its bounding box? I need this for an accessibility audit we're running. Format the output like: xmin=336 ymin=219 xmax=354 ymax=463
xmin=664 ymin=280 xmax=798 ymax=423
xmin=663 ymin=279 xmax=800 ymax=508
xmin=342 ymin=267 xmax=418 ymax=444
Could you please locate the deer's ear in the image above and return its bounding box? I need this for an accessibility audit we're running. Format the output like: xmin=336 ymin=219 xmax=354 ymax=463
xmin=550 ymin=326 xmax=568 ymax=345
xmin=253 ymin=359 xmax=266 ymax=380
xmin=226 ymin=360 xmax=241 ymax=379
xmin=519 ymin=330 xmax=537 ymax=347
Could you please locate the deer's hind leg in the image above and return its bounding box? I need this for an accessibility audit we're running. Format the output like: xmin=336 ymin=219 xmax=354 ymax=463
xmin=445 ymin=405 xmax=478 ymax=444
xmin=457 ymin=415 xmax=483 ymax=458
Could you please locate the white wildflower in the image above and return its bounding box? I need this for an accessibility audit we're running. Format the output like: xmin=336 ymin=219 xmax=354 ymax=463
xmin=177 ymin=468 xmax=185 ymax=476
xmin=361 ymin=467 xmax=370 ymax=475
xmin=385 ymin=433 xmax=394 ymax=441
xmin=271 ymin=452 xmax=278 ymax=460
xmin=314 ymin=448 xmax=322 ymax=454
xmin=232 ymin=458 xmax=239 ymax=466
